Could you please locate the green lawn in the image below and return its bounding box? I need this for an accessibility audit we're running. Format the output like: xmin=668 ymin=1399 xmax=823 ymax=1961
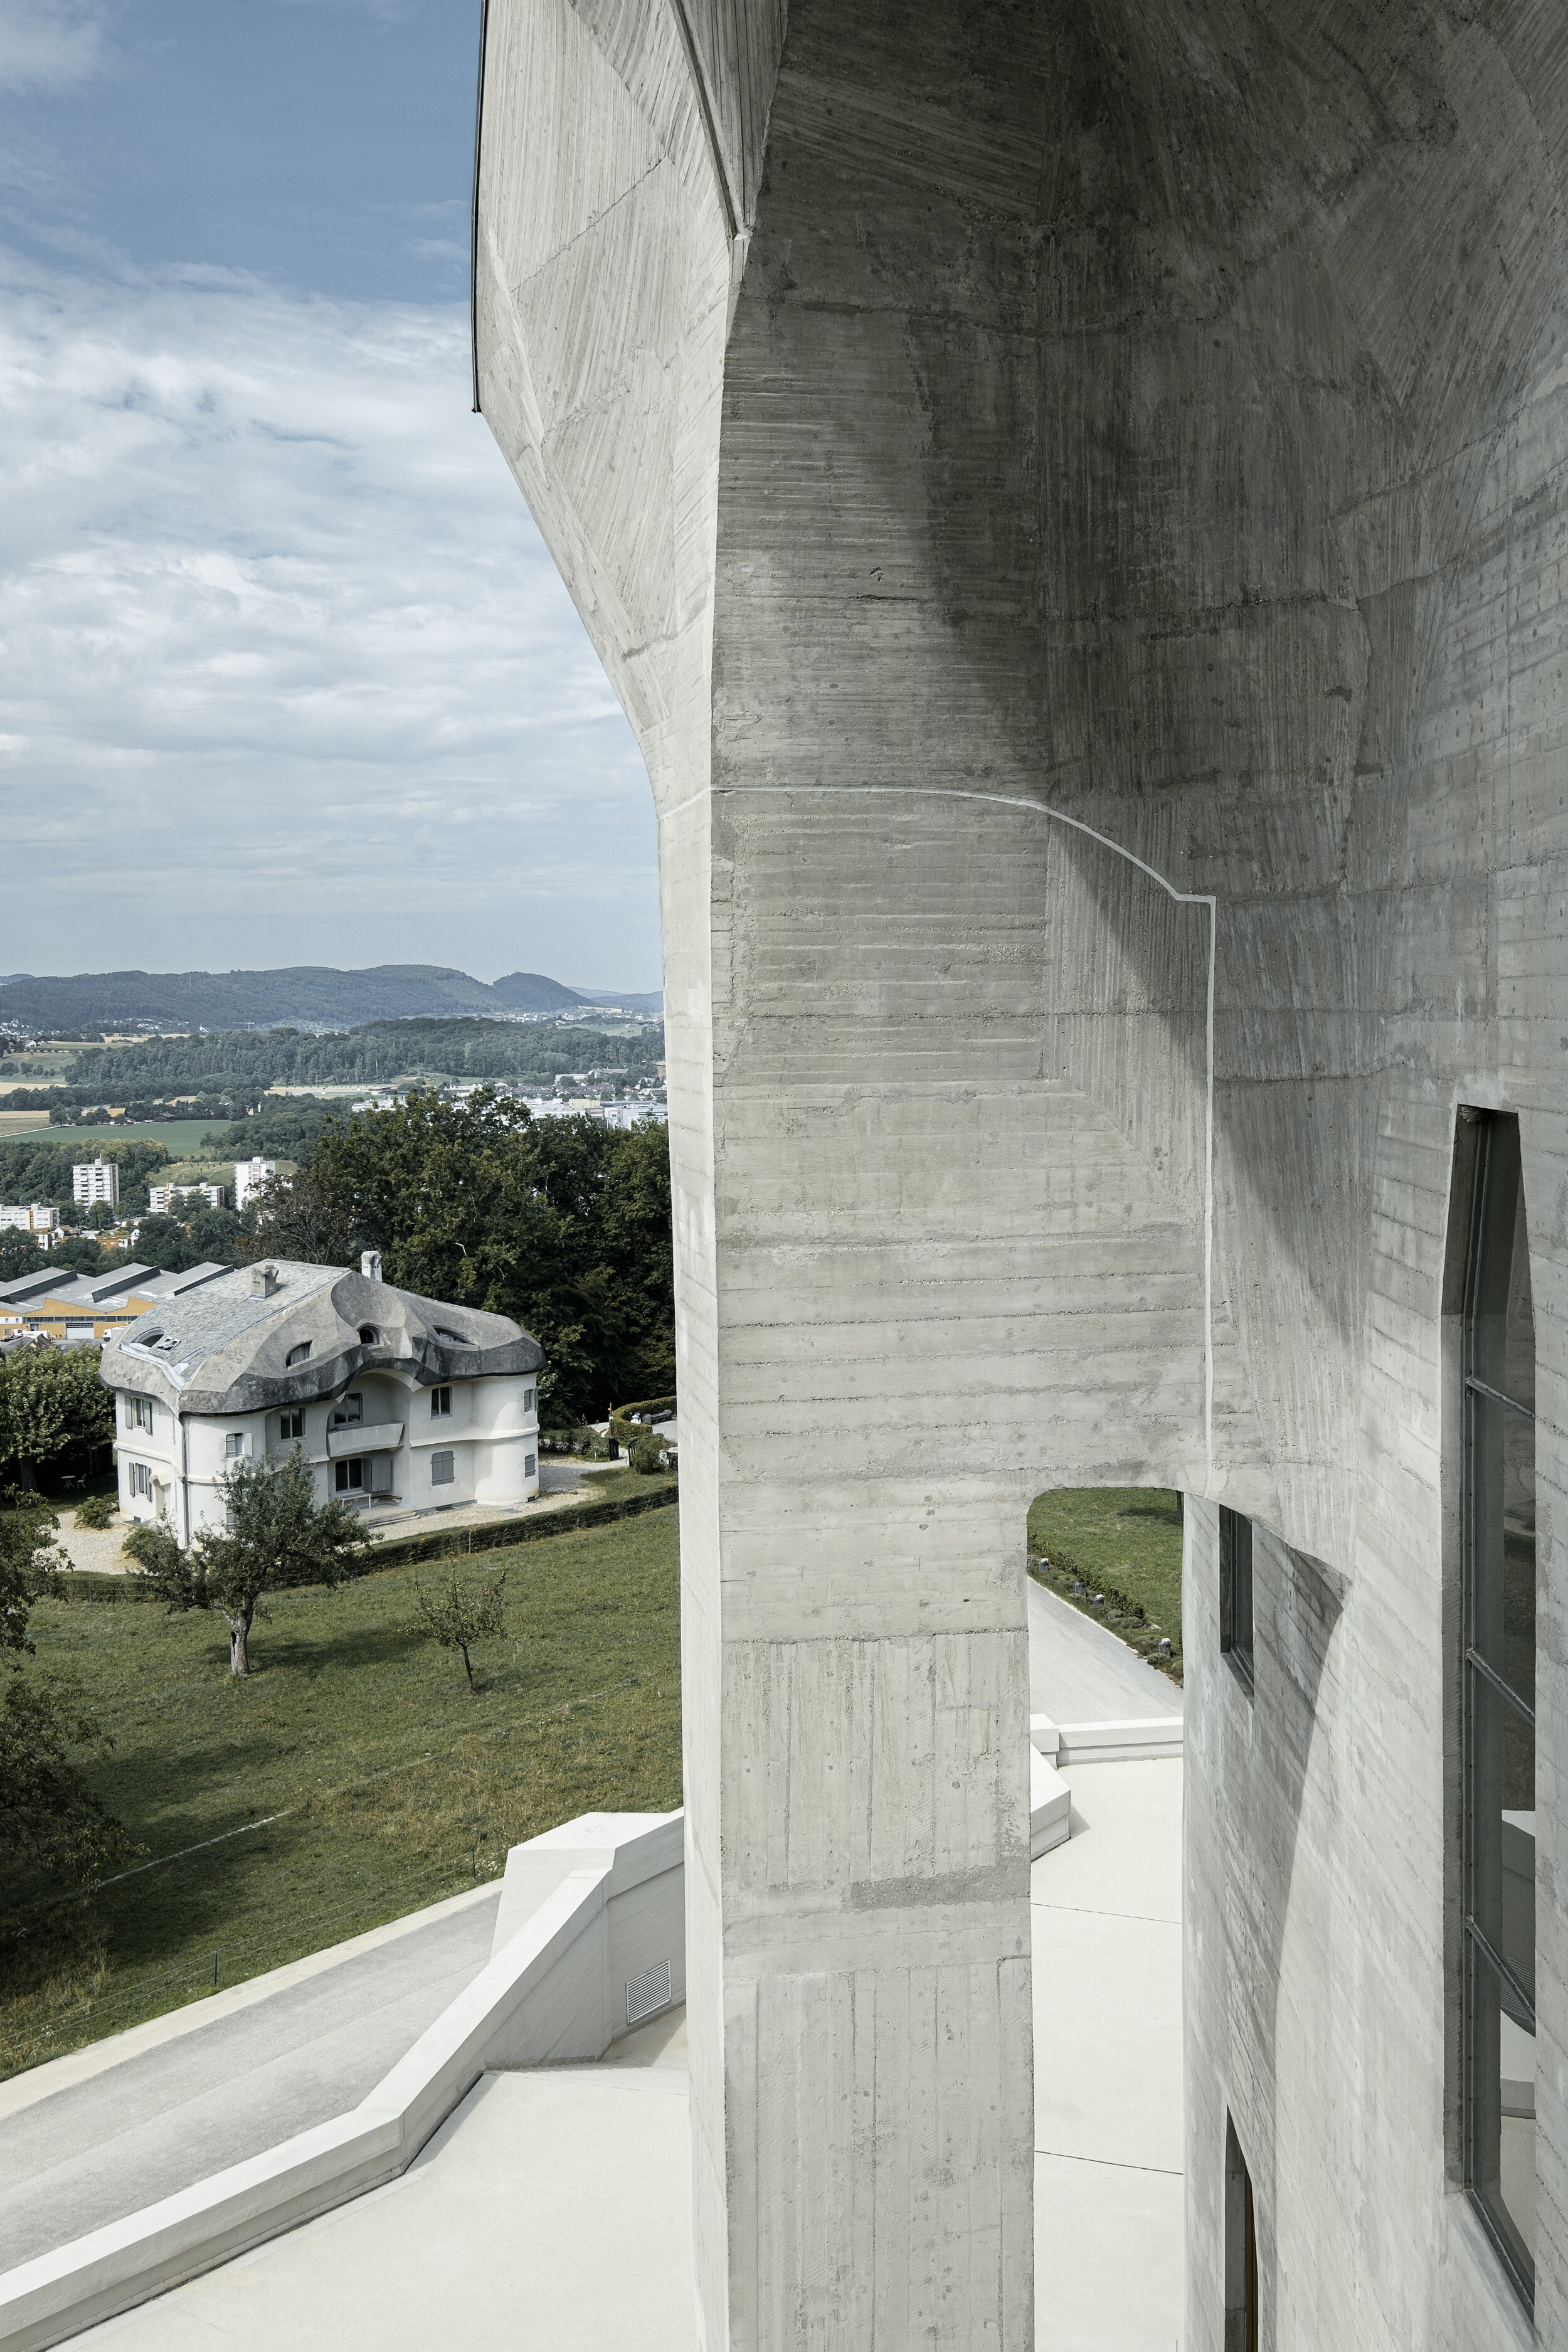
xmin=1 ymin=1121 xmax=228 ymax=1156
xmin=1027 ymin=1486 xmax=1185 ymax=1682
xmin=1 ymin=1508 xmax=681 ymax=2080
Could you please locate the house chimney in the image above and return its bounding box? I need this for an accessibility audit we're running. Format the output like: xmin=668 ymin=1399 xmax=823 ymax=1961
xmin=361 ymin=1250 xmax=383 ymax=1283
xmin=250 ymin=1263 xmax=279 ymax=1298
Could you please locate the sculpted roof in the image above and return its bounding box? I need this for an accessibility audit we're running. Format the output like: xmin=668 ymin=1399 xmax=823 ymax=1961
xmin=98 ymin=1259 xmax=542 ymax=1416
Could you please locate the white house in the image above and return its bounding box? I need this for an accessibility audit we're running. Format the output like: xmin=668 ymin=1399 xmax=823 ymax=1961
xmin=72 ymin=1158 xmax=119 ymax=1210
xmin=99 ymin=1254 xmax=543 ymax=1543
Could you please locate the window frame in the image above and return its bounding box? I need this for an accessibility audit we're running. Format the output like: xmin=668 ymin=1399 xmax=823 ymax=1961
xmin=278 ymin=1408 xmax=304 ymax=1443
xmin=1219 ymin=1506 xmax=1254 ymax=1696
xmin=1460 ymin=1108 xmax=1537 ymax=2309
xmin=430 ymin=1385 xmax=453 ymax=1419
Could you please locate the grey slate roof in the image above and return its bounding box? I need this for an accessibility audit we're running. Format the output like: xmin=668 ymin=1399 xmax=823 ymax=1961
xmin=99 ymin=1260 xmax=543 ymax=1417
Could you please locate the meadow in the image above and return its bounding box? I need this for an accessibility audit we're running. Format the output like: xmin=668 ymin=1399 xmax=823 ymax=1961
xmin=0 ymin=1505 xmax=681 ymax=2079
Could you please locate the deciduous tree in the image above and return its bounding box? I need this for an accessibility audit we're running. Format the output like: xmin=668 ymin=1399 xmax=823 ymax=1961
xmin=410 ymin=1567 xmax=507 ymax=1693
xmin=125 ymin=1449 xmax=369 ymax=1678
xmin=0 ymin=1490 xmax=132 ymax=1885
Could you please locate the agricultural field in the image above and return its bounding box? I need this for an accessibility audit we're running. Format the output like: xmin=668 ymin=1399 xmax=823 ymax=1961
xmin=0 ymin=1121 xmax=230 ymax=1157
xmin=0 ymin=1505 xmax=681 ymax=2080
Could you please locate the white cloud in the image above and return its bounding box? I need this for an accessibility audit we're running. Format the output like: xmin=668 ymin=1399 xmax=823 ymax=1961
xmin=0 ymin=253 xmax=660 ymax=987
xmin=0 ymin=1 xmax=105 ymax=92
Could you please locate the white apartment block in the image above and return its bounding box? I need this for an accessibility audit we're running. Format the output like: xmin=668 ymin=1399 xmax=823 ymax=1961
xmin=72 ymin=1158 xmax=119 ymax=1209
xmin=148 ymin=1183 xmax=225 ymax=1214
xmin=0 ymin=1204 xmax=60 ymax=1240
xmin=233 ymin=1157 xmax=276 ymax=1211
xmin=101 ymin=1254 xmax=542 ymax=1543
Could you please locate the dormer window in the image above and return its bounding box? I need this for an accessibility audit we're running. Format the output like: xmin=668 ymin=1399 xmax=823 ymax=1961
xmin=431 ymin=1385 xmax=452 ymax=1418
xmin=434 ymin=1327 xmax=464 ymax=1344
xmin=285 ymin=1342 xmax=311 ymax=1367
xmin=358 ymin=1325 xmax=379 ymax=1345
xmin=329 ymin=1392 xmax=363 ymax=1429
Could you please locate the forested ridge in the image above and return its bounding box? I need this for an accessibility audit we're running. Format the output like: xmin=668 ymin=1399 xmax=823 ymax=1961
xmin=11 ymin=1017 xmax=662 ymax=1099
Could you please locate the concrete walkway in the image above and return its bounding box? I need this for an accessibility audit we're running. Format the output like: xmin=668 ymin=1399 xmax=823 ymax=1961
xmin=63 ymin=1765 xmax=1184 ymax=2352
xmin=19 ymin=1577 xmax=1184 ymax=2346
xmin=66 ymin=2011 xmax=695 ymax=2351
xmin=0 ymin=1885 xmax=502 ymax=2271
xmin=1028 ymin=1577 xmax=1184 ymax=1723
xmin=1033 ymin=1758 xmax=1185 ymax=2351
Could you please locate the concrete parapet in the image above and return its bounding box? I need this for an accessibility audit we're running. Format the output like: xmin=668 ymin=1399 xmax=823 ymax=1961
xmin=0 ymin=1812 xmax=684 ymax=2352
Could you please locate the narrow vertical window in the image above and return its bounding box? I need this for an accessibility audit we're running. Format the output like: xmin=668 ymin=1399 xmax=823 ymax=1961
xmin=1224 ymin=2115 xmax=1259 ymax=2352
xmin=1462 ymin=1110 xmax=1535 ymax=2303
xmin=1220 ymin=1507 xmax=1254 ymax=1693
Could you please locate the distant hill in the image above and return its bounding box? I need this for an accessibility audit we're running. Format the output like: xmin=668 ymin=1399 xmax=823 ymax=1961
xmin=489 ymin=971 xmax=594 ymax=1014
xmin=54 ymin=1019 xmax=662 ymax=1096
xmin=0 ymin=965 xmax=661 ymax=1036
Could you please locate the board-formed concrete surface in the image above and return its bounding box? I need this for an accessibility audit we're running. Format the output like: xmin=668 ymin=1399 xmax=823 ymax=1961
xmin=474 ymin=4 xmax=1568 ymax=2343
xmin=0 ymin=1888 xmax=501 ymax=2271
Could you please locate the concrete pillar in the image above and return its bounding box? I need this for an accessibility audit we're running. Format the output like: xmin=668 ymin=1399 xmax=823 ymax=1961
xmin=478 ymin=1 xmax=1568 ymax=2345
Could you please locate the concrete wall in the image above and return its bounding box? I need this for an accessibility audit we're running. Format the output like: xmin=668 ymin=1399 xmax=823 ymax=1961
xmin=477 ymin=3 xmax=1568 ymax=2344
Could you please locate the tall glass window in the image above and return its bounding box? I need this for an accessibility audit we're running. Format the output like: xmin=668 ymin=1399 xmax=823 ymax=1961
xmin=1220 ymin=1507 xmax=1254 ymax=1695
xmin=1461 ymin=1111 xmax=1535 ymax=2302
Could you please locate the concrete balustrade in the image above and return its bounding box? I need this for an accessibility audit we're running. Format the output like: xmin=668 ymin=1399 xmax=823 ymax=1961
xmin=0 ymin=1811 xmax=684 ymax=2352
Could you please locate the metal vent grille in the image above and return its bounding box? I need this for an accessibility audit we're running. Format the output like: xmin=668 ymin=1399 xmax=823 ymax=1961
xmin=626 ymin=1960 xmax=671 ymax=2026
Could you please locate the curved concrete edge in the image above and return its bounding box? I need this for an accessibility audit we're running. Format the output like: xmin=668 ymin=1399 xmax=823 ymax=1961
xmin=0 ymin=1814 xmax=686 ymax=2352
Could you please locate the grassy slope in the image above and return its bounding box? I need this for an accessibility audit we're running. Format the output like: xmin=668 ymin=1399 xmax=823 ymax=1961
xmin=1 ymin=1509 xmax=680 ymax=2079
xmin=0 ymin=1122 xmax=225 ymax=1155
xmin=1026 ymin=1486 xmax=1185 ymax=1676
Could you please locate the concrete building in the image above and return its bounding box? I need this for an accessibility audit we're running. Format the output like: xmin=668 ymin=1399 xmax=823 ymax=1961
xmin=472 ymin=7 xmax=1568 ymax=2348
xmin=148 ymin=1183 xmax=224 ymax=1215
xmin=72 ymin=1158 xmax=117 ymax=1211
xmin=233 ymin=1157 xmax=275 ymax=1211
xmin=0 ymin=1204 xmax=59 ymax=1243
xmin=99 ymin=1254 xmax=543 ymax=1544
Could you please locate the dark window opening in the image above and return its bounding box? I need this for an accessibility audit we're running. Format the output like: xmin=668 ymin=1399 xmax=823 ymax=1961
xmin=329 ymin=1392 xmax=363 ymax=1430
xmin=278 ymin=1409 xmax=304 ymax=1443
xmin=431 ymin=1385 xmax=452 ymax=1418
xmin=1461 ymin=1109 xmax=1536 ymax=2306
xmin=285 ymin=1342 xmax=311 ymax=1367
xmin=335 ymin=1458 xmax=363 ymax=1493
xmin=1224 ymin=2116 xmax=1259 ymax=2352
xmin=358 ymin=1325 xmax=378 ymax=1345
xmin=1220 ymin=1507 xmax=1254 ymax=1695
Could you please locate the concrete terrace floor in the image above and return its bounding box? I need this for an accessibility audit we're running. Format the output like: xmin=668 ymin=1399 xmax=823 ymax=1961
xmin=29 ymin=1593 xmax=1184 ymax=2350
xmin=0 ymin=1887 xmax=503 ymax=2270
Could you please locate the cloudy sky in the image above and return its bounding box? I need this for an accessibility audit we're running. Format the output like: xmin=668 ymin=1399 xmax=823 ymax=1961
xmin=0 ymin=0 xmax=660 ymax=990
